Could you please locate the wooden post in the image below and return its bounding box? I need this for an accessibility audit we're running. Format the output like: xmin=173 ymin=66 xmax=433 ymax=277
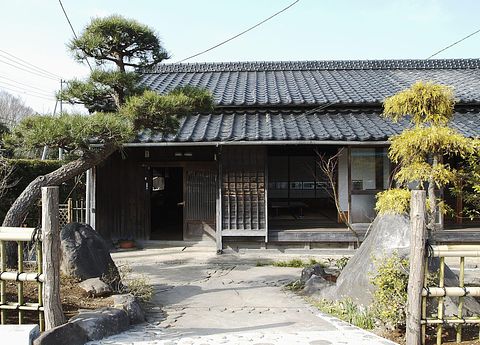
xmin=42 ymin=186 xmax=65 ymax=329
xmin=67 ymin=198 xmax=73 ymax=223
xmin=406 ymin=190 xmax=427 ymax=345
xmin=215 ymin=151 xmax=223 ymax=254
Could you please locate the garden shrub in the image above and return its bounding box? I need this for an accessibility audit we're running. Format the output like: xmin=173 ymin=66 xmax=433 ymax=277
xmin=370 ymin=252 xmax=409 ymax=328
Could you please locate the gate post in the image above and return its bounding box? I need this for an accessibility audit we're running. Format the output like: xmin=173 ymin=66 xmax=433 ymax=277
xmin=406 ymin=190 xmax=427 ymax=345
xmin=42 ymin=186 xmax=65 ymax=329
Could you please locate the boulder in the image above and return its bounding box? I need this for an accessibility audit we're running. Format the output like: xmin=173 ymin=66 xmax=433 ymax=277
xmin=303 ymin=275 xmax=333 ymax=296
xmin=70 ymin=307 xmax=130 ymax=341
xmin=33 ymin=322 xmax=88 ymax=345
xmin=112 ymin=294 xmax=145 ymax=324
xmin=61 ymin=223 xmax=120 ymax=282
xmin=308 ymin=213 xmax=480 ymax=316
xmin=79 ymin=277 xmax=112 ymax=297
xmin=300 ymin=264 xmax=326 ymax=284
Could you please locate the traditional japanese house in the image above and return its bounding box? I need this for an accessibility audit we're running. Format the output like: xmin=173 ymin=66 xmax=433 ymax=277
xmin=86 ymin=59 xmax=480 ymax=251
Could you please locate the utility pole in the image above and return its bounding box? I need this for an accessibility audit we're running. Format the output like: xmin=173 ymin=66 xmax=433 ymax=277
xmin=58 ymin=79 xmax=64 ymax=160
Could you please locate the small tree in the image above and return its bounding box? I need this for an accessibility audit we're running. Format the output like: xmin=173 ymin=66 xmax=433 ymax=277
xmin=0 ymin=91 xmax=35 ymax=128
xmin=381 ymin=81 xmax=475 ymax=230
xmin=2 ymin=16 xmax=213 ymax=266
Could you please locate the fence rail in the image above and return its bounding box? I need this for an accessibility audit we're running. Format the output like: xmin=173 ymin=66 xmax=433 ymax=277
xmin=421 ymin=244 xmax=480 ymax=345
xmin=0 ymin=226 xmax=44 ymax=330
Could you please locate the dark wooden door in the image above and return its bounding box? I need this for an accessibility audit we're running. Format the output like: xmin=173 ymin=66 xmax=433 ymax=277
xmin=150 ymin=167 xmax=184 ymax=240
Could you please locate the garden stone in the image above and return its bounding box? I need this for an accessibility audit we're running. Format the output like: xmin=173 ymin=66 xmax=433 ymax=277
xmin=113 ymin=294 xmax=146 ymax=324
xmin=79 ymin=277 xmax=112 ymax=297
xmin=33 ymin=322 xmax=88 ymax=345
xmin=61 ymin=222 xmax=120 ymax=282
xmin=303 ymin=275 xmax=333 ymax=296
xmin=301 ymin=264 xmax=326 ymax=283
xmin=70 ymin=307 xmax=130 ymax=340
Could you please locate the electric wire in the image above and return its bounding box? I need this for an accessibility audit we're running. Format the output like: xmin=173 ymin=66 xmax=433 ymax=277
xmin=0 ymin=49 xmax=61 ymax=79
xmin=58 ymin=0 xmax=93 ymax=72
xmin=0 ymin=57 xmax=59 ymax=81
xmin=0 ymin=75 xmax=55 ymax=94
xmin=427 ymin=27 xmax=480 ymax=59
xmin=176 ymin=0 xmax=301 ymax=63
xmin=0 ymin=81 xmax=54 ymax=98
xmin=0 ymin=85 xmax=55 ymax=101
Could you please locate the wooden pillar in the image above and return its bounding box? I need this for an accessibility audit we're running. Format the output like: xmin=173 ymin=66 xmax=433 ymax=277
xmin=406 ymin=190 xmax=427 ymax=345
xmin=215 ymin=149 xmax=223 ymax=253
xmin=42 ymin=186 xmax=66 ymax=329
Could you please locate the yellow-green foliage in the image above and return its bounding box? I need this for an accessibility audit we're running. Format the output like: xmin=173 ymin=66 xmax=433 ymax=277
xmin=370 ymin=253 xmax=409 ymax=327
xmin=383 ymin=81 xmax=454 ymax=126
xmin=389 ymin=126 xmax=474 ymax=164
xmin=395 ymin=161 xmax=457 ymax=188
xmin=375 ymin=189 xmax=411 ymax=215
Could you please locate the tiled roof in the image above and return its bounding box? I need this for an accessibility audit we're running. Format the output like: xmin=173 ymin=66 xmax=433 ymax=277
xmin=136 ymin=109 xmax=480 ymax=143
xmin=141 ymin=59 xmax=480 ymax=107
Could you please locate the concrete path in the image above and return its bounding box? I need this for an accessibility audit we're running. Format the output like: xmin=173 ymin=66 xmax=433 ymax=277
xmin=88 ymin=245 xmax=396 ymax=345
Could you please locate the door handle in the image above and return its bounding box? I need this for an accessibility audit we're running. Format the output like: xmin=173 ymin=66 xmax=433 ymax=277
xmin=177 ymin=201 xmax=185 ymax=206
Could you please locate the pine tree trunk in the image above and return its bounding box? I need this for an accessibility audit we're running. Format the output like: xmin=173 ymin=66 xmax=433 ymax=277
xmin=3 ymin=145 xmax=116 ymax=267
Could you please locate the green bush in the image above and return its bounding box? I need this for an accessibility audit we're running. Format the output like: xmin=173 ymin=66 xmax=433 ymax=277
xmin=370 ymin=252 xmax=409 ymax=327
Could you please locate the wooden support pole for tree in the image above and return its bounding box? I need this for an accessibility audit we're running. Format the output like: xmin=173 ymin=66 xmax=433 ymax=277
xmin=406 ymin=190 xmax=427 ymax=345
xmin=41 ymin=186 xmax=65 ymax=330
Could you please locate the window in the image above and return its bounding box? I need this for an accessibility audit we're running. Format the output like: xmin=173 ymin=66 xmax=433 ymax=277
xmin=350 ymin=148 xmax=390 ymax=223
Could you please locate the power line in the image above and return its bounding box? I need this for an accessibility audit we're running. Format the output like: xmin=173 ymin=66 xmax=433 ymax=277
xmin=0 ymin=75 xmax=55 ymax=94
xmin=0 ymin=81 xmax=54 ymax=98
xmin=0 ymin=80 xmax=51 ymax=97
xmin=0 ymin=57 xmax=59 ymax=81
xmin=0 ymin=49 xmax=61 ymax=79
xmin=176 ymin=0 xmax=301 ymax=63
xmin=427 ymin=27 xmax=480 ymax=59
xmin=58 ymin=0 xmax=93 ymax=72
xmin=0 ymin=85 xmax=55 ymax=101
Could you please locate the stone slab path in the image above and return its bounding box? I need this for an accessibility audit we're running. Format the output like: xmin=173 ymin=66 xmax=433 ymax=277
xmin=88 ymin=246 xmax=397 ymax=345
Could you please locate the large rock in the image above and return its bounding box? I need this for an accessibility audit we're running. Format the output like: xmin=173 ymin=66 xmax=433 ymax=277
xmin=61 ymin=223 xmax=120 ymax=282
xmin=33 ymin=322 xmax=88 ymax=345
xmin=112 ymin=294 xmax=145 ymax=324
xmin=300 ymin=264 xmax=326 ymax=284
xmin=308 ymin=214 xmax=480 ymax=315
xmin=79 ymin=277 xmax=112 ymax=297
xmin=70 ymin=308 xmax=130 ymax=341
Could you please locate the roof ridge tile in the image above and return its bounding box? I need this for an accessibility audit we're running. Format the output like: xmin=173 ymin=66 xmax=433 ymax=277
xmin=145 ymin=59 xmax=480 ymax=73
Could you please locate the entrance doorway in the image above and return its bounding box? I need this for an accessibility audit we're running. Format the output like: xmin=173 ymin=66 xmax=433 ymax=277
xmin=150 ymin=167 xmax=184 ymax=240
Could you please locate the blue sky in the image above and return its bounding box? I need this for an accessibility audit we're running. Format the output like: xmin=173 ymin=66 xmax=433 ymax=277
xmin=1 ymin=0 xmax=480 ymax=112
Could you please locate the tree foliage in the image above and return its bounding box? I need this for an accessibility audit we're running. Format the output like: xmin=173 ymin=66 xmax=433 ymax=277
xmin=122 ymin=87 xmax=213 ymax=131
xmin=382 ymin=81 xmax=475 ymax=228
xmin=68 ymin=15 xmax=168 ymax=70
xmin=375 ymin=188 xmax=411 ymax=215
xmin=61 ymin=15 xmax=169 ymax=111
xmin=384 ymin=81 xmax=454 ymax=126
